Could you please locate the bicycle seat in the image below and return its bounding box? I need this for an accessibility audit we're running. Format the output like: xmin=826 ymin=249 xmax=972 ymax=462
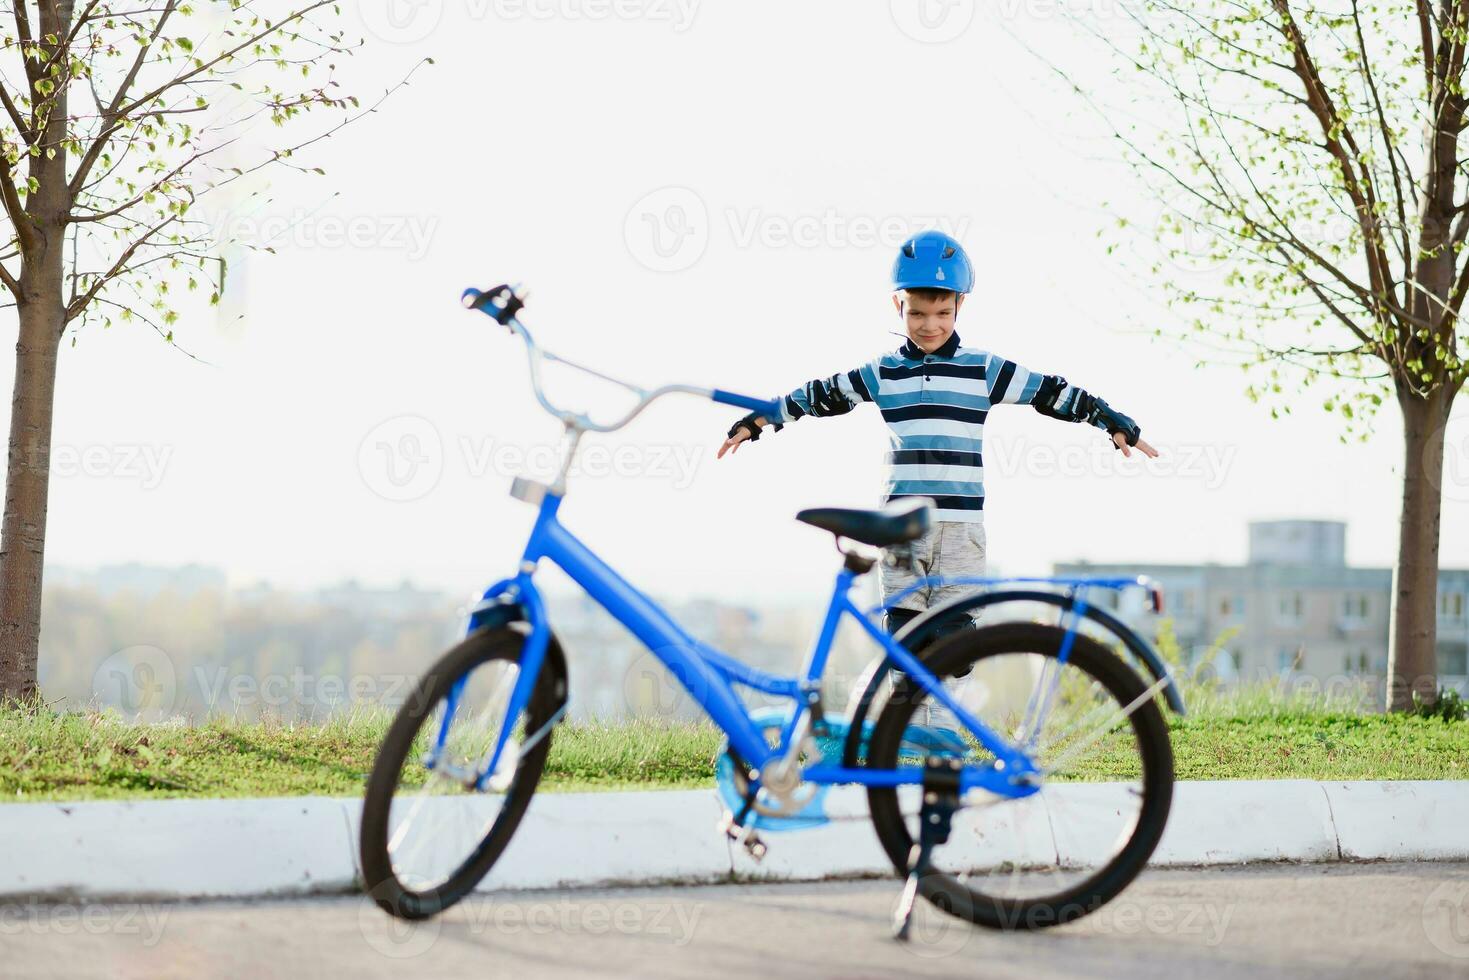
xmin=796 ymin=498 xmax=932 ymax=547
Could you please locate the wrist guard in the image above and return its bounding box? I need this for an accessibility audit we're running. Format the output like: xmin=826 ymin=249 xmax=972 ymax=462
xmin=728 ymin=411 xmax=780 ymax=443
xmin=1087 ymin=397 xmax=1141 ymax=447
xmin=1032 ymin=375 xmax=1140 ymax=447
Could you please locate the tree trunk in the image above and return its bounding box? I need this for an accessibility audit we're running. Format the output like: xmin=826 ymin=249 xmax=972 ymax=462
xmin=0 ymin=0 xmax=71 ymax=701
xmin=0 ymin=297 xmax=62 ymax=701
xmin=1386 ymin=384 xmax=1455 ymax=711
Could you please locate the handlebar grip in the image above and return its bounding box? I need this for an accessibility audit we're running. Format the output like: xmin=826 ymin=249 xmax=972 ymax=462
xmin=461 ymin=285 xmax=524 ymax=326
xmin=710 ymin=389 xmax=783 ymax=418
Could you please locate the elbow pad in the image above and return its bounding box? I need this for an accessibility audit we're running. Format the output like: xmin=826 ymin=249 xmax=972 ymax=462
xmin=803 ymin=375 xmax=856 ymax=418
xmin=1031 ymin=374 xmax=1092 ymax=422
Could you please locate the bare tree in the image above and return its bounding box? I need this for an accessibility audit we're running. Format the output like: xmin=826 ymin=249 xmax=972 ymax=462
xmin=1044 ymin=1 xmax=1467 ymax=709
xmin=0 ymin=1 xmax=422 ymax=699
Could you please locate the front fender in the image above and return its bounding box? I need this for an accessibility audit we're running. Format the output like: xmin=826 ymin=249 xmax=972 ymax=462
xmin=466 ymin=591 xmax=570 ymax=717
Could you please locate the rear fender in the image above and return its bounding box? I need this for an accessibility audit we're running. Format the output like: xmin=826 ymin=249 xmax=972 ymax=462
xmin=840 ymin=589 xmax=1184 ymax=767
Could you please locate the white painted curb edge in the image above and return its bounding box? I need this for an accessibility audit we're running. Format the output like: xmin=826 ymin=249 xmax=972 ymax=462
xmin=3 ymin=781 xmax=1465 ymax=902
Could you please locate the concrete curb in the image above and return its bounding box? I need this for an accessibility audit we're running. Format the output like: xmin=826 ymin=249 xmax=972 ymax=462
xmin=4 ymin=780 xmax=1466 ymax=902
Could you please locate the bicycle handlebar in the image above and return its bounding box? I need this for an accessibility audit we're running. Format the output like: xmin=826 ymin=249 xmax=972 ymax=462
xmin=461 ymin=285 xmax=782 ymax=433
xmin=709 ymin=388 xmax=783 ymax=416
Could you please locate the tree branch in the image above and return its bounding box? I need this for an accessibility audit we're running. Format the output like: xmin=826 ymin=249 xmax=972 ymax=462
xmin=68 ymin=0 xmax=179 ymax=196
xmin=64 ymin=213 xmax=179 ymax=322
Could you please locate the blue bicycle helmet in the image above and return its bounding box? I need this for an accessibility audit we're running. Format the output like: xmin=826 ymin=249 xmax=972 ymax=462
xmin=891 ymin=230 xmax=973 ymax=294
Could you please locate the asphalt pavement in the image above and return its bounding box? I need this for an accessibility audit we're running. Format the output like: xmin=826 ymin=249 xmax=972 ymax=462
xmin=5 ymin=862 xmax=1468 ymax=978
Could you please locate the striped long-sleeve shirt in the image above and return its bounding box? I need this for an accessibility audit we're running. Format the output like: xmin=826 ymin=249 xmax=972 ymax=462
xmin=770 ymin=332 xmax=1122 ymax=523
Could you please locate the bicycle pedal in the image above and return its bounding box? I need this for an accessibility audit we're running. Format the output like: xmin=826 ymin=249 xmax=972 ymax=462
xmin=717 ymin=811 xmax=768 ymax=862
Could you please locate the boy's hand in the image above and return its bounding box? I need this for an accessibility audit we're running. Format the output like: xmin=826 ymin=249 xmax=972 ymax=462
xmin=718 ymin=416 xmax=766 ymax=458
xmin=1114 ymin=432 xmax=1159 ymax=458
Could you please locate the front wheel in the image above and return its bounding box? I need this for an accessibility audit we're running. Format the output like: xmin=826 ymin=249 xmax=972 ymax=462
xmin=360 ymin=625 xmax=565 ymax=920
xmin=867 ymin=622 xmax=1174 ymax=931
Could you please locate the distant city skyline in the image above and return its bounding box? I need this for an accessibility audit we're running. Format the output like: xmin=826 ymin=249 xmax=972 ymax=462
xmin=45 ymin=513 xmax=1469 ymax=723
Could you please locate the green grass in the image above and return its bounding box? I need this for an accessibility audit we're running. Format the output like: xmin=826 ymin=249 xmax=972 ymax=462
xmin=1 ymin=690 xmax=1464 ymax=803
xmin=0 ymin=710 xmax=725 ymax=802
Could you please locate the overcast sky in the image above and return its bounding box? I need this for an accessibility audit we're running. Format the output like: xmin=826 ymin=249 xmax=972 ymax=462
xmin=13 ymin=0 xmax=1469 ymax=603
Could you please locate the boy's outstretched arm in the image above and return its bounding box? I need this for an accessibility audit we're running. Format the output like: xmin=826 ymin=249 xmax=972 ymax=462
xmin=717 ymin=363 xmax=878 ymax=458
xmin=986 ymin=355 xmax=1159 ymax=459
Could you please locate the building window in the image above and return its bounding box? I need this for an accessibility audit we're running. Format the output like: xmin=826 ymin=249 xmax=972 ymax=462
xmin=1438 ymin=641 xmax=1468 ymax=676
xmin=1276 ymin=647 xmax=1298 ymax=672
xmin=1173 ymin=589 xmax=1197 ymax=616
xmin=1341 ymin=594 xmax=1370 ymax=620
xmin=1277 ymin=592 xmax=1304 ymax=623
xmin=1440 ymin=592 xmax=1465 ymax=620
xmin=1219 ymin=595 xmax=1245 ymax=618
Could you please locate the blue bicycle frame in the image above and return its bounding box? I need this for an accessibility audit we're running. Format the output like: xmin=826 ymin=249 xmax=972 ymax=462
xmin=463 ymin=489 xmax=1071 ymax=802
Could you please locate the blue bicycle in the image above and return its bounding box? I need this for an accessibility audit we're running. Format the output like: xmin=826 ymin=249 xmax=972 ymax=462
xmin=360 ymin=285 xmax=1183 ymax=937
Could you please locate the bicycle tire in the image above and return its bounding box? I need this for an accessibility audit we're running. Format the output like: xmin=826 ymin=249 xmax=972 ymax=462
xmin=867 ymin=621 xmax=1173 ymax=931
xmin=360 ymin=625 xmax=564 ymax=920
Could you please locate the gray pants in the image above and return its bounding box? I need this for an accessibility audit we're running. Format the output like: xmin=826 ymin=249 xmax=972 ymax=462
xmin=879 ymin=520 xmax=988 ymax=615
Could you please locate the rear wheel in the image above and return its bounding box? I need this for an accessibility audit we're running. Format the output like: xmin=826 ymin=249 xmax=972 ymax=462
xmin=867 ymin=622 xmax=1173 ymax=930
xmin=360 ymin=625 xmax=564 ymax=920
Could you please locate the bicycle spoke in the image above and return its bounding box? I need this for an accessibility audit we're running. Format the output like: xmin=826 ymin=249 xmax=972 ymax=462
xmin=383 ymin=657 xmax=527 ymax=889
xmin=1040 ymin=675 xmax=1169 ymax=779
xmin=1032 ymin=678 xmax=1111 ymax=758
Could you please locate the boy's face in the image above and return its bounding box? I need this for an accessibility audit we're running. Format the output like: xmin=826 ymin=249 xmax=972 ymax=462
xmin=893 ymin=290 xmax=964 ymax=353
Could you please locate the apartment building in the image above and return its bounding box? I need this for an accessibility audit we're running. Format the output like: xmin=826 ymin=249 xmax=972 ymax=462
xmin=1056 ymin=520 xmax=1469 ymax=682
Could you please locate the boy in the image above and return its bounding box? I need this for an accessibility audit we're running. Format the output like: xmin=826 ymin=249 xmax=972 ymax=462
xmin=718 ymin=230 xmax=1158 ymax=646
